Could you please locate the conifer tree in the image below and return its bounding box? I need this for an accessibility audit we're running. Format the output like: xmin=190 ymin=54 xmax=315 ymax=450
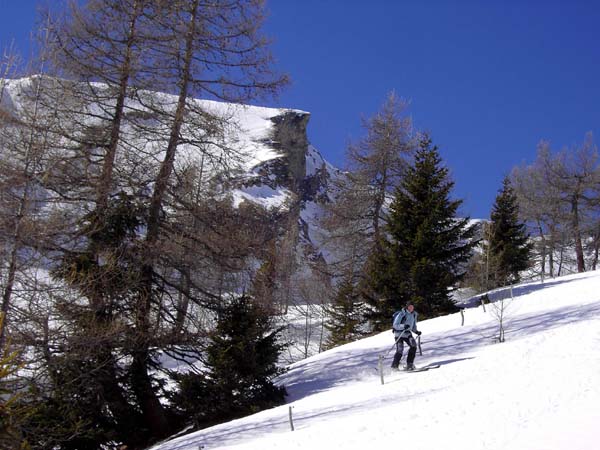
xmin=323 ymin=276 xmax=367 ymax=350
xmin=487 ymin=177 xmax=533 ymax=287
xmin=171 ymin=295 xmax=287 ymax=428
xmin=366 ymin=135 xmax=477 ymax=324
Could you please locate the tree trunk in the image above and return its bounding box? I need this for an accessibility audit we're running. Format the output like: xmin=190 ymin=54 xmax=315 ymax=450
xmin=91 ymin=2 xmax=146 ymax=436
xmin=98 ymin=349 xmax=145 ymax=448
xmin=373 ymin=180 xmax=386 ymax=246
xmin=0 ymin=241 xmax=20 ymax=347
xmin=174 ymin=270 xmax=191 ymax=335
xmin=558 ymin=247 xmax=564 ymax=276
xmin=133 ymin=1 xmax=200 ymax=436
xmin=549 ymin=225 xmax=557 ymax=277
xmin=571 ymin=194 xmax=586 ymax=272
xmin=0 ymin=73 xmax=47 ymax=347
xmin=537 ymin=222 xmax=546 ymax=281
xmin=95 ymin=0 xmax=141 ymax=213
xmin=591 ymin=225 xmax=599 ymax=271
xmin=130 ymin=349 xmax=172 ymax=439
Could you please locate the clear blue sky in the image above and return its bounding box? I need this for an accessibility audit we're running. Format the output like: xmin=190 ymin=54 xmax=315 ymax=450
xmin=2 ymin=0 xmax=600 ymax=218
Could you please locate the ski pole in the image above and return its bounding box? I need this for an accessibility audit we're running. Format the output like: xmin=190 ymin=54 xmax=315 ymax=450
xmin=417 ymin=334 xmax=422 ymax=356
xmin=382 ymin=329 xmax=416 ymax=360
xmin=382 ymin=333 xmax=402 ymax=359
xmin=379 ymin=335 xmax=403 ymax=384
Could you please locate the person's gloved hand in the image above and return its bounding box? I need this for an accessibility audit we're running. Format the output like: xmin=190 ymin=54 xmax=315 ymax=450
xmin=415 ymin=330 xmax=422 ymax=336
xmin=404 ymin=324 xmax=410 ymax=330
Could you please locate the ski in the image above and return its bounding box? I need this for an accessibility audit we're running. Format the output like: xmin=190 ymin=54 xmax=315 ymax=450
xmin=387 ymin=364 xmax=440 ymax=374
xmin=403 ymin=364 xmax=440 ymax=373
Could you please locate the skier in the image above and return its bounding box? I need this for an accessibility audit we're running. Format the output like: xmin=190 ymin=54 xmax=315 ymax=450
xmin=391 ymin=302 xmax=422 ymax=371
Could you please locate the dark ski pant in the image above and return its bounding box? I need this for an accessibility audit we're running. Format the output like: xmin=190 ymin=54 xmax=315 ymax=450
xmin=391 ymin=335 xmax=417 ymax=368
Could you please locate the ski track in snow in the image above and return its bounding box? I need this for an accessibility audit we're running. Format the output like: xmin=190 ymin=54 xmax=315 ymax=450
xmin=151 ymin=273 xmax=600 ymax=450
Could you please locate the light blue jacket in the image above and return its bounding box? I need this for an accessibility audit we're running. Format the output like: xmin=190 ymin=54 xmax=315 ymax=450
xmin=392 ymin=308 xmax=419 ymax=338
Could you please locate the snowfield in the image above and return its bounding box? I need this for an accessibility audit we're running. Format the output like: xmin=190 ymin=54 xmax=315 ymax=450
xmin=152 ymin=271 xmax=600 ymax=450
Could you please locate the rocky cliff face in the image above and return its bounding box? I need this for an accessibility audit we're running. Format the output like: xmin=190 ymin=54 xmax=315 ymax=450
xmin=270 ymin=111 xmax=310 ymax=188
xmin=269 ymin=110 xmax=340 ymax=264
xmin=0 ymin=77 xmax=338 ymax=286
xmin=244 ymin=111 xmax=310 ymax=192
xmin=233 ymin=105 xmax=339 ymax=266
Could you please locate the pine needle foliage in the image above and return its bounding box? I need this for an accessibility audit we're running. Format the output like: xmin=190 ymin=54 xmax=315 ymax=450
xmin=323 ymin=277 xmax=368 ymax=350
xmin=488 ymin=177 xmax=533 ymax=287
xmin=171 ymin=295 xmax=287 ymax=429
xmin=366 ymin=135 xmax=478 ymax=324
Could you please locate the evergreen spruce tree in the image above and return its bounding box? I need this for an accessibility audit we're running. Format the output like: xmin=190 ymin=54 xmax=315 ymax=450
xmin=488 ymin=177 xmax=533 ymax=287
xmin=323 ymin=276 xmax=367 ymax=350
xmin=171 ymin=295 xmax=287 ymax=428
xmin=366 ymin=135 xmax=478 ymax=324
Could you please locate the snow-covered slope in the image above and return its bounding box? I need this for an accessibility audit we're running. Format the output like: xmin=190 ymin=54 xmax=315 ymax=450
xmin=151 ymin=270 xmax=600 ymax=450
